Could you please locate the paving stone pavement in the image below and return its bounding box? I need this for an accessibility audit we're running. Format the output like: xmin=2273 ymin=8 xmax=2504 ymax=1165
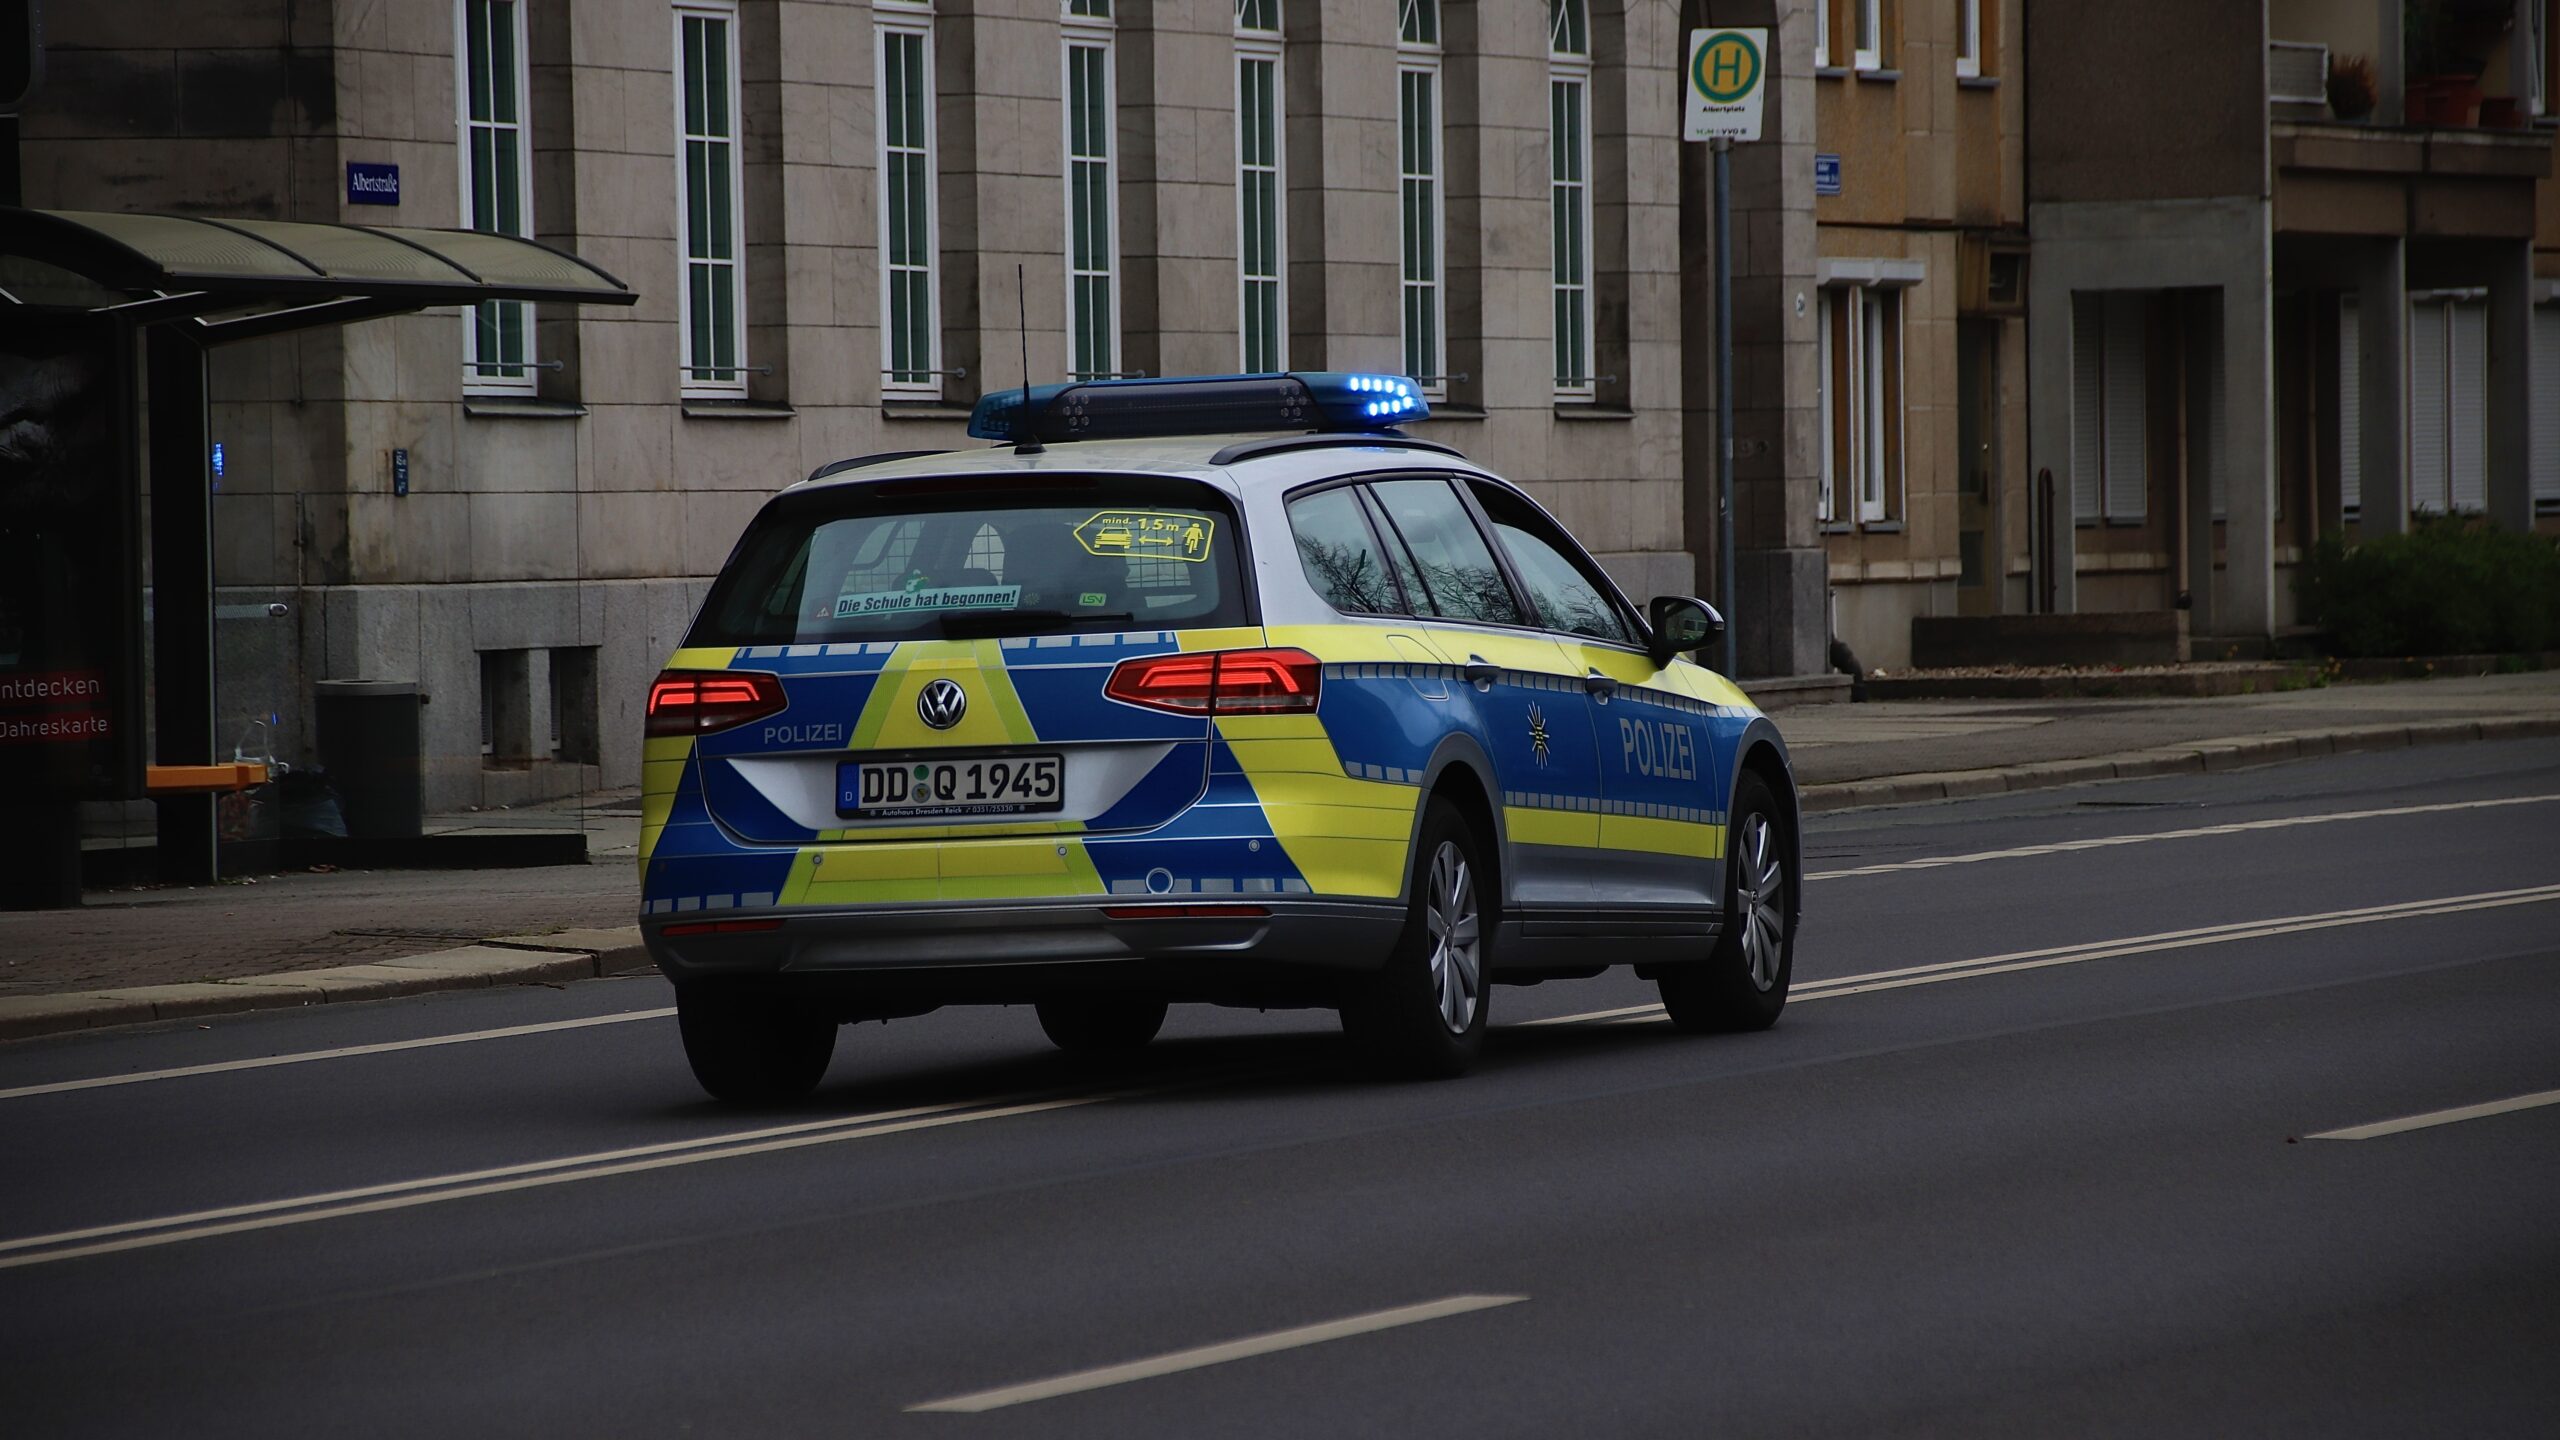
xmin=3 ymin=671 xmax=2553 ymax=1024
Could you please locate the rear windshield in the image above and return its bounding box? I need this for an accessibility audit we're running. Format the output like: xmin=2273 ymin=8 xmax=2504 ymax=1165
xmin=687 ymin=475 xmax=1252 ymax=646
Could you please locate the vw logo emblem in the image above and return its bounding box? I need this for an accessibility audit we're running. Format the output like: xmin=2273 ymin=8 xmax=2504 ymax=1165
xmin=916 ymin=678 xmax=968 ymax=730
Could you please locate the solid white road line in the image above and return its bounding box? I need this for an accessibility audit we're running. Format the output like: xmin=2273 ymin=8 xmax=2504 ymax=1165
xmin=1518 ymin=883 xmax=2560 ymax=1030
xmin=906 ymin=1294 xmax=1528 ymax=1413
xmin=2307 ymin=1088 xmax=2560 ymax=1141
xmin=1807 ymin=793 xmax=2560 ymax=881
xmin=0 ymin=1008 xmax=678 ymax=1103
xmin=0 ymin=1089 xmax=1136 ymax=1271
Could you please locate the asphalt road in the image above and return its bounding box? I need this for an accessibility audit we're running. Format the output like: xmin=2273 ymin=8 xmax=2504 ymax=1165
xmin=5 ymin=740 xmax=2557 ymax=1438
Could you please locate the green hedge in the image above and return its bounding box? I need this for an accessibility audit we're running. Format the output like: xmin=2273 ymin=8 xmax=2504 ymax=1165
xmin=2298 ymin=520 xmax=2560 ymax=657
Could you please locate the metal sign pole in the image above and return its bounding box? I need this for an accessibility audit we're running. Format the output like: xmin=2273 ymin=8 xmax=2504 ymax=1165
xmin=1713 ymin=136 xmax=1737 ymax=680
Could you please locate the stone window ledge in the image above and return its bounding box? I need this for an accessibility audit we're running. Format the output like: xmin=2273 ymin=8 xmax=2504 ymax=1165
xmin=1552 ymin=405 xmax=1634 ymax=422
xmin=681 ymin=400 xmax=797 ymax=420
xmin=880 ymin=401 xmax=978 ymax=423
xmin=464 ymin=398 xmax=588 ymax=420
xmin=1957 ymin=75 xmax=2002 ymax=91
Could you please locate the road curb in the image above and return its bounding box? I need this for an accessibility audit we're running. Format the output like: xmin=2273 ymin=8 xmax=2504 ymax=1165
xmin=1799 ymin=715 xmax=2560 ymax=815
xmin=0 ymin=930 xmax=649 ymax=1044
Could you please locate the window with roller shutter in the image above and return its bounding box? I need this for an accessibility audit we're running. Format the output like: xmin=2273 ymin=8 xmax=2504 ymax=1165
xmin=2068 ymin=291 xmax=2147 ymax=524
xmin=2534 ymin=306 xmax=2560 ymax=511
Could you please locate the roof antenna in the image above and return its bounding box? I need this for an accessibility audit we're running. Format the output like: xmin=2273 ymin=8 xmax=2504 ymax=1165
xmin=1013 ymin=263 xmax=1044 ymax=456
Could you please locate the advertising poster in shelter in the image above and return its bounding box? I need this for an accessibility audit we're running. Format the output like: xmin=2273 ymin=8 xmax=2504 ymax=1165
xmin=0 ymin=313 xmax=143 ymax=798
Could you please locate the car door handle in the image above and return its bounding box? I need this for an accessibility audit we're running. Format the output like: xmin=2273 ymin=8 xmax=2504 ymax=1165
xmin=1462 ymin=657 xmax=1500 ymax=686
xmin=1584 ymin=671 xmax=1619 ymax=699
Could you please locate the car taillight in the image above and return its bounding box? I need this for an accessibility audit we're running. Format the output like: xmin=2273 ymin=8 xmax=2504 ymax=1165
xmin=1103 ymin=648 xmax=1322 ymax=716
xmin=646 ymin=670 xmax=787 ymax=737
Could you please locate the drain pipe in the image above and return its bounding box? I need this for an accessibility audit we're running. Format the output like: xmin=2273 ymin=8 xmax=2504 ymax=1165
xmin=1826 ymin=586 xmax=1868 ymax=702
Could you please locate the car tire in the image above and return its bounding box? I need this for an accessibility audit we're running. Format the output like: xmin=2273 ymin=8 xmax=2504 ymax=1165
xmin=1035 ymin=996 xmax=1170 ymax=1052
xmin=1342 ymin=797 xmax=1491 ymax=1079
xmin=676 ymin=983 xmax=837 ymax=1105
xmin=1659 ymin=769 xmax=1794 ymax=1033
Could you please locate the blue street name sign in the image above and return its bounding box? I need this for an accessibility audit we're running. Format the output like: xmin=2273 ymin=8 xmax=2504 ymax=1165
xmin=1814 ymin=153 xmax=1842 ymax=196
xmin=346 ymin=162 xmax=401 ymax=206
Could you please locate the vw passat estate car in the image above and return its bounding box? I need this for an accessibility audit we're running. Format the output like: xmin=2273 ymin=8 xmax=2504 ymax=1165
xmin=641 ymin=373 xmax=1801 ymax=1102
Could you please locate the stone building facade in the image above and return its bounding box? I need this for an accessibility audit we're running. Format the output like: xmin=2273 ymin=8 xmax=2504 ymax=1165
xmin=19 ymin=0 xmax=1738 ymax=811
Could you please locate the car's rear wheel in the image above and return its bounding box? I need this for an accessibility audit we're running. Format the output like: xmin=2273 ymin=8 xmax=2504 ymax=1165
xmin=1659 ymin=769 xmax=1793 ymax=1033
xmin=1343 ymin=798 xmax=1489 ymax=1078
xmin=676 ymin=983 xmax=837 ymax=1105
xmin=1035 ymin=996 xmax=1169 ymax=1052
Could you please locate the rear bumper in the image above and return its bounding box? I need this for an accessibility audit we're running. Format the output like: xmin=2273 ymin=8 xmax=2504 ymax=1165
xmin=645 ymin=896 xmax=1404 ymax=1005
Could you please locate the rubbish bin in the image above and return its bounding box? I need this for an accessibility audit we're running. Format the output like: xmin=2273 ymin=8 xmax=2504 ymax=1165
xmin=313 ymin=680 xmax=423 ymax=839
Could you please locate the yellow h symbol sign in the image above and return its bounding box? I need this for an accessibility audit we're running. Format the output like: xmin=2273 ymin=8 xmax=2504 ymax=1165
xmin=1711 ymin=45 xmax=1745 ymax=90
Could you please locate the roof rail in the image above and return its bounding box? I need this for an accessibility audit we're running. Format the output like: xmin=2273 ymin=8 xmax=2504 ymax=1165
xmin=1209 ymin=433 xmax=1467 ymax=467
xmin=802 ymin=450 xmax=948 ymax=484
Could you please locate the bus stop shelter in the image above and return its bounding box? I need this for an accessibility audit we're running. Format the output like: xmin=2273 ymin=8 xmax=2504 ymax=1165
xmin=0 ymin=207 xmax=635 ymax=908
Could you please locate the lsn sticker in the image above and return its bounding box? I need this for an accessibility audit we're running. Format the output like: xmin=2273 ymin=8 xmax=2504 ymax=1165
xmin=1074 ymin=511 xmax=1214 ymax=562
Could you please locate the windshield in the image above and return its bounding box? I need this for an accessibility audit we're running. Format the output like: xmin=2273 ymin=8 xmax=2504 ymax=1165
xmin=687 ymin=475 xmax=1251 ymax=646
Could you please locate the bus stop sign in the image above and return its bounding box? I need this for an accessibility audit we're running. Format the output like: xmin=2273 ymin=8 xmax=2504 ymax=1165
xmin=1683 ymin=28 xmax=1766 ymax=143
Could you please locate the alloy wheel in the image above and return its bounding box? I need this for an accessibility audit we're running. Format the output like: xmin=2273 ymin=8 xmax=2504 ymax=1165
xmin=1422 ymin=840 xmax=1482 ymax=1033
xmin=1734 ymin=813 xmax=1786 ymax=992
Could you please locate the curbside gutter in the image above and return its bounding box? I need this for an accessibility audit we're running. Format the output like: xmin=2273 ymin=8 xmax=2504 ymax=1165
xmin=1798 ymin=715 xmax=2560 ymax=815
xmin=0 ymin=931 xmax=651 ymax=1044
xmin=5 ymin=715 xmax=2555 ymax=1044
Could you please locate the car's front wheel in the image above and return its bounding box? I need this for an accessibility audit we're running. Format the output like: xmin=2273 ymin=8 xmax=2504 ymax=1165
xmin=1036 ymin=996 xmax=1169 ymax=1052
xmin=1342 ymin=797 xmax=1490 ymax=1078
xmin=676 ymin=983 xmax=837 ymax=1105
xmin=1659 ymin=769 xmax=1794 ymax=1033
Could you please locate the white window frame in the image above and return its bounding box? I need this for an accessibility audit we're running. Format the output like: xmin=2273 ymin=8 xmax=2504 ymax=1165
xmin=1956 ymin=0 xmax=1982 ymax=79
xmin=1817 ymin=280 xmax=1906 ymax=527
xmin=2533 ymin=301 xmax=2560 ymax=510
xmin=1816 ymin=0 xmax=1831 ymax=68
xmin=1399 ymin=1 xmax=1446 ymax=395
xmin=1235 ymin=1 xmax=1285 ymax=373
xmin=877 ymin=2 xmax=940 ymax=397
xmin=457 ymin=0 xmax=536 ymax=396
xmin=2406 ymin=292 xmax=2490 ymax=515
xmin=1062 ymin=2 xmax=1119 ymax=381
xmin=1550 ymin=0 xmax=1595 ymax=402
xmin=1853 ymin=0 xmax=1884 ymax=72
xmin=674 ymin=0 xmax=747 ymax=398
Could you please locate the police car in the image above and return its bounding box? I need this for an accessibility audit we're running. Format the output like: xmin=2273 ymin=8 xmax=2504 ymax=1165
xmin=641 ymin=373 xmax=1800 ymax=1102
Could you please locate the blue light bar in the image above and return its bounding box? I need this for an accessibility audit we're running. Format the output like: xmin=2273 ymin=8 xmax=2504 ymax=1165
xmin=967 ymin=371 xmax=1431 ymax=443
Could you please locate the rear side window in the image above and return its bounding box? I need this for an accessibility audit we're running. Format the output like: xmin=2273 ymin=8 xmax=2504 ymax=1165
xmin=687 ymin=476 xmax=1249 ymax=645
xmin=1286 ymin=486 xmax=1401 ymax=614
xmin=1366 ymin=478 xmax=1524 ymax=627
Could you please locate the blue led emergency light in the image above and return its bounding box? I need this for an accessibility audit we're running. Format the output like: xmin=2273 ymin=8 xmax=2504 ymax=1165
xmin=967 ymin=371 xmax=1429 ymax=444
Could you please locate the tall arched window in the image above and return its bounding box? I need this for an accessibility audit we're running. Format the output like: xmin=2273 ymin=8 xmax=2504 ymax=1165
xmin=1549 ymin=0 xmax=1593 ymax=400
xmin=1398 ymin=0 xmax=1445 ymax=391
xmin=877 ymin=0 xmax=939 ymax=394
xmin=1063 ymin=0 xmax=1118 ymax=380
xmin=1236 ymin=0 xmax=1285 ymax=372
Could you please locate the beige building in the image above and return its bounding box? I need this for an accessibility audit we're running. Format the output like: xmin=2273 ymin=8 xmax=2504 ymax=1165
xmin=1807 ymin=0 xmax=2027 ymax=668
xmin=18 ymin=0 xmax=1713 ymax=811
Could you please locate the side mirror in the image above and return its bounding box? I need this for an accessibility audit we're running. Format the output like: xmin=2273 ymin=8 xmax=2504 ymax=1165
xmin=1646 ymin=595 xmax=1724 ymax=666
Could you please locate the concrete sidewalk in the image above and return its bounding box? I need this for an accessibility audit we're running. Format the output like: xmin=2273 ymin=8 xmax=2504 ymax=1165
xmin=5 ymin=670 xmax=2554 ymax=1040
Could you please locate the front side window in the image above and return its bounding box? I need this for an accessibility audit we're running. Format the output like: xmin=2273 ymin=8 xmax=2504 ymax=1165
xmin=1236 ymin=1 xmax=1284 ymax=372
xmin=1367 ymin=478 xmax=1523 ymax=627
xmin=676 ymin=1 xmax=745 ymax=395
xmin=1399 ymin=1 xmax=1445 ymax=392
xmin=690 ymin=478 xmax=1246 ymax=646
xmin=1470 ymin=482 xmax=1633 ymax=643
xmin=1287 ymin=486 xmax=1400 ymax=615
xmin=1957 ymin=0 xmax=1983 ymax=77
xmin=1065 ymin=2 xmax=1118 ymax=380
xmin=879 ymin=4 xmax=939 ymax=394
xmin=460 ymin=0 xmax=533 ymax=393
xmin=1549 ymin=1 xmax=1593 ymax=400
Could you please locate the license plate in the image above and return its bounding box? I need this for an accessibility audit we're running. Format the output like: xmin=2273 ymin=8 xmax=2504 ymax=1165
xmin=839 ymin=754 xmax=1064 ymax=818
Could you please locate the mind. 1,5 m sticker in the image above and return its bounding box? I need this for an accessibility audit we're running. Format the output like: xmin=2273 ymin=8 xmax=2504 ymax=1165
xmin=1074 ymin=511 xmax=1215 ymax=562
